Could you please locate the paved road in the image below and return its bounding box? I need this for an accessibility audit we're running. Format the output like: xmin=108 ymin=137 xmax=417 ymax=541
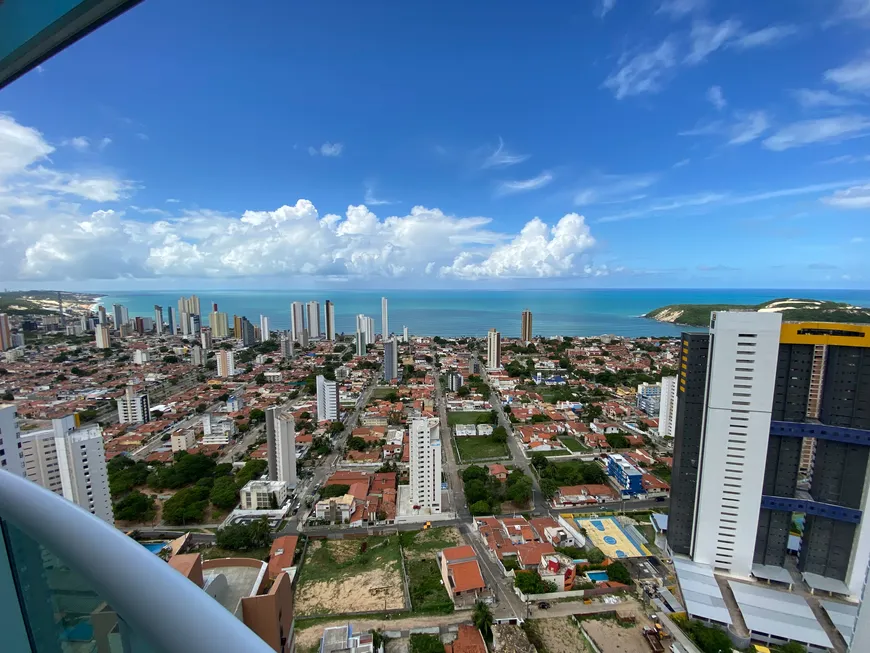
xmin=434 ymin=366 xmax=470 ymax=521
xmin=279 ymin=379 xmax=377 ymax=534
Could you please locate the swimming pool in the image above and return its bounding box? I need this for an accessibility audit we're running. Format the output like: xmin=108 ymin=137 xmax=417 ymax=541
xmin=586 ymin=571 xmax=609 ymax=582
xmin=142 ymin=541 xmax=168 ymax=554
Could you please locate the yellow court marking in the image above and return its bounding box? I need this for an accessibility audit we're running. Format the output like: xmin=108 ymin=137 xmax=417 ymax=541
xmin=574 ymin=516 xmax=646 ymax=558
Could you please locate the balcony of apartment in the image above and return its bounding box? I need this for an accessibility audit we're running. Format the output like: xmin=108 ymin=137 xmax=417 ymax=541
xmin=0 ymin=470 xmax=275 ymax=653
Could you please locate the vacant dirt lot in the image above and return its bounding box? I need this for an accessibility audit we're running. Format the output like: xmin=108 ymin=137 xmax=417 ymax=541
xmin=295 ymin=537 xmax=406 ymax=616
xmin=581 ymin=619 xmax=653 ymax=653
xmin=526 ymin=618 xmax=588 ymax=653
xmin=296 ymin=566 xmax=405 ymax=616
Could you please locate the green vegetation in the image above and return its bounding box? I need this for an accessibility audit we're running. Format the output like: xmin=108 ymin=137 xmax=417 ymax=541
xmin=297 ymin=536 xmax=402 ymax=585
xmin=605 ymin=561 xmax=631 ymax=584
xmin=462 ymin=465 xmax=531 ymax=513
xmin=455 ymin=436 xmax=509 ymax=461
xmin=215 ymin=518 xmax=273 ymax=551
xmin=473 ymin=601 xmax=494 ymax=643
xmin=162 ymin=486 xmax=211 ymax=525
xmin=399 ymin=527 xmax=461 ymax=557
xmin=113 ymin=490 xmax=156 ymax=522
xmin=321 ymin=484 xmax=350 ymax=499
xmin=558 ymin=437 xmax=588 ymax=452
xmin=371 ymin=386 xmax=399 ymax=400
xmin=406 ymin=559 xmax=453 ymax=614
xmin=651 ymin=462 xmax=671 ymax=483
xmin=514 ymin=570 xmax=557 ymax=595
xmin=410 ymin=633 xmax=444 ymax=653
xmin=605 ymin=433 xmax=630 ymax=449
xmin=531 ymin=454 xmax=607 ymax=498
xmin=645 ymin=297 xmax=870 ymax=327
xmin=447 ymin=410 xmax=496 ymax=426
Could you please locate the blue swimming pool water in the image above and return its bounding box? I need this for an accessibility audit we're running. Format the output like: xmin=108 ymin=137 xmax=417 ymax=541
xmin=142 ymin=542 xmax=167 ymax=553
xmin=587 ymin=571 xmax=609 ymax=582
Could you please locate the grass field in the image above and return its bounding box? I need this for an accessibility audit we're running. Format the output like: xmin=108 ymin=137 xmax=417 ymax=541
xmin=406 ymin=559 xmax=453 ymax=614
xmin=559 ymin=437 xmax=589 ymax=452
xmin=371 ymin=386 xmax=399 ymax=399
xmin=447 ymin=411 xmax=493 ymax=426
xmin=454 ymin=436 xmax=508 ymax=461
xmin=401 ymin=526 xmax=464 ymax=560
xmin=296 ymin=536 xmax=406 ymax=615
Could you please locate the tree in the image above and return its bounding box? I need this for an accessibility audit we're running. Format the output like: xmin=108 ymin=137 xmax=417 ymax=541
xmin=209 ymin=476 xmax=239 ymax=510
xmin=456 ymin=385 xmax=470 ymax=397
xmin=163 ymin=355 xmax=180 ymax=364
xmin=113 ymin=491 xmax=156 ymax=522
xmin=605 ymin=433 xmax=630 ymax=449
xmin=473 ymin=601 xmax=494 ymax=642
xmin=321 ymin=484 xmax=350 ymax=499
xmin=490 ymin=426 xmax=508 ymax=444
xmin=216 ymin=518 xmax=272 ymax=551
xmin=162 ymin=486 xmax=210 ymax=525
xmin=687 ymin=621 xmax=732 ymax=653
xmin=195 ymin=403 xmax=207 ymax=414
xmin=531 ymin=452 xmax=549 ymax=471
xmin=540 ymin=478 xmax=559 ymax=499
xmin=254 ymin=372 xmax=267 ymax=385
xmin=606 ymin=561 xmax=631 ymax=585
xmin=462 ymin=465 xmax=488 ymax=483
xmin=506 ymin=475 xmax=533 ymax=505
xmin=775 ymin=644 xmax=807 ymax=653
xmin=1 ymin=391 xmax=12 ymax=401
xmin=514 ymin=570 xmax=556 ymax=595
xmin=469 ymin=500 xmax=491 ymax=515
xmin=409 ymin=634 xmax=444 ymax=653
xmin=348 ymin=436 xmax=367 ymax=451
xmin=234 ymin=459 xmax=268 ymax=488
xmin=586 ymin=547 xmax=605 ymax=564
xmin=249 ymin=408 xmax=265 ymax=423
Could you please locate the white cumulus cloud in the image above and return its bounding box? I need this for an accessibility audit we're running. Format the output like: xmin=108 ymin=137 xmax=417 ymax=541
xmin=822 ymin=184 xmax=870 ymax=209
xmin=440 ymin=213 xmax=595 ymax=279
xmin=308 ymin=142 xmax=343 ymax=156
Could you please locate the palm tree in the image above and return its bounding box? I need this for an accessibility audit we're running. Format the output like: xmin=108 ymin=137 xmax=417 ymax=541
xmin=473 ymin=601 xmax=494 ymax=642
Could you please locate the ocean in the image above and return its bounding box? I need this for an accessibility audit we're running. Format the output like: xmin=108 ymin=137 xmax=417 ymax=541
xmin=91 ymin=289 xmax=870 ymax=338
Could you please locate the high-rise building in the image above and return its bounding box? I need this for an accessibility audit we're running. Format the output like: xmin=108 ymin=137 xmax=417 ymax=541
xmin=670 ymin=313 xmax=870 ymax=599
xmin=306 ymin=301 xmax=321 ymax=339
xmin=280 ymin=333 xmax=294 ymax=359
xmin=241 ymin=318 xmax=256 ymax=347
xmin=200 ymin=327 xmax=213 ymax=350
xmin=154 ymin=305 xmax=164 ymax=333
xmin=403 ymin=325 xmax=409 ymax=344
xmin=291 ymin=302 xmax=305 ymax=342
xmin=381 ymin=296 xmax=389 ymax=338
xmin=356 ymin=314 xmax=374 ymax=345
xmin=94 ymin=325 xmax=111 ymax=349
xmin=117 ymin=386 xmax=151 ymax=424
xmin=265 ymin=407 xmax=279 ymax=481
xmin=448 ymin=372 xmax=464 ymax=392
xmin=409 ymin=417 xmax=441 ymax=514
xmin=316 ymin=375 xmax=340 ymax=422
xmin=521 ymin=309 xmax=533 ymax=343
xmin=178 ymin=295 xmax=200 ymax=318
xmin=259 ymin=315 xmax=270 ymax=342
xmin=189 ymin=314 xmax=201 ymax=336
xmin=0 ymin=404 xmax=24 ymax=476
xmin=274 ymin=411 xmax=297 ymax=490
xmin=20 ymin=415 xmax=113 ymax=524
xmin=384 ymin=338 xmax=399 ymax=381
xmin=217 ymin=350 xmax=236 ymax=378
xmin=325 ymin=300 xmax=335 ymax=341
xmin=180 ymin=312 xmax=191 ymax=336
xmin=97 ymin=304 xmax=107 ymax=325
xmin=191 ymin=345 xmax=204 ymax=367
xmin=0 ymin=313 xmax=13 ymax=351
xmin=112 ymin=304 xmax=127 ymax=328
xmin=210 ymin=310 xmax=229 ymax=338
xmin=233 ymin=315 xmax=243 ymax=339
xmin=486 ymin=328 xmax=501 ymax=371
xmin=168 ymin=306 xmax=177 ymax=335
xmin=658 ymin=376 xmax=679 ymax=439
xmin=356 ymin=330 xmax=367 ymax=357
xmin=636 ymin=381 xmax=662 ymax=415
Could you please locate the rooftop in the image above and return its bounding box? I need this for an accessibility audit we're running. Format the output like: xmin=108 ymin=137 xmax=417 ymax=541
xmin=728 ymin=580 xmax=832 ymax=649
xmin=673 ymin=558 xmax=732 ymax=626
xmin=202 ymin=559 xmax=266 ymax=617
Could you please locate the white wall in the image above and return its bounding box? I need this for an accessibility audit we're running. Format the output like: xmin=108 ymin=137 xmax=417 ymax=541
xmin=0 ymin=404 xmax=23 ymax=476
xmin=692 ymin=312 xmax=781 ymax=577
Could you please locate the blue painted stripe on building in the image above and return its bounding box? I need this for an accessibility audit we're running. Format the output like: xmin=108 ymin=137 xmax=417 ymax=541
xmin=769 ymin=421 xmax=870 ymax=447
xmin=760 ymin=495 xmax=863 ymax=524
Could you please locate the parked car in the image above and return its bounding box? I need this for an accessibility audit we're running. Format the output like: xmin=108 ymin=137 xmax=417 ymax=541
xmin=537 ymin=601 xmax=551 ymax=609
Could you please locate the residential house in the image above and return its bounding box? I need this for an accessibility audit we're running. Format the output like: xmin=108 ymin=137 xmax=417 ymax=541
xmin=439 ymin=545 xmax=486 ymax=601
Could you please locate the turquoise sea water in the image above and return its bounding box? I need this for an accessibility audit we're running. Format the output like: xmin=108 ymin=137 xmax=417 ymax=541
xmin=93 ymin=289 xmax=870 ymax=338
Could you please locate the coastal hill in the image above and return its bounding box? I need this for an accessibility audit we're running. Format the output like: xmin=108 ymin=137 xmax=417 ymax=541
xmin=0 ymin=291 xmax=102 ymax=316
xmin=645 ymin=298 xmax=870 ymax=328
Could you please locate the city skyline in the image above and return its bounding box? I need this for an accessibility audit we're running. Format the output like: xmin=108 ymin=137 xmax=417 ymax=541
xmin=0 ymin=1 xmax=867 ymax=290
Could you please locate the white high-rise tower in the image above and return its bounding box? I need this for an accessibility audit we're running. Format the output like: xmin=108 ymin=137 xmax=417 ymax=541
xmin=291 ymin=302 xmax=305 ymax=342
xmin=409 ymin=417 xmax=441 ymax=514
xmin=316 ymin=375 xmax=340 ymax=422
xmin=306 ymin=301 xmax=321 ymax=339
xmin=381 ymin=296 xmax=389 ymax=338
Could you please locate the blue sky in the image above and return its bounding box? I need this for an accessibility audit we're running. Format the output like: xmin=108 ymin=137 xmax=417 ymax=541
xmin=1 ymin=0 xmax=869 ymax=290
